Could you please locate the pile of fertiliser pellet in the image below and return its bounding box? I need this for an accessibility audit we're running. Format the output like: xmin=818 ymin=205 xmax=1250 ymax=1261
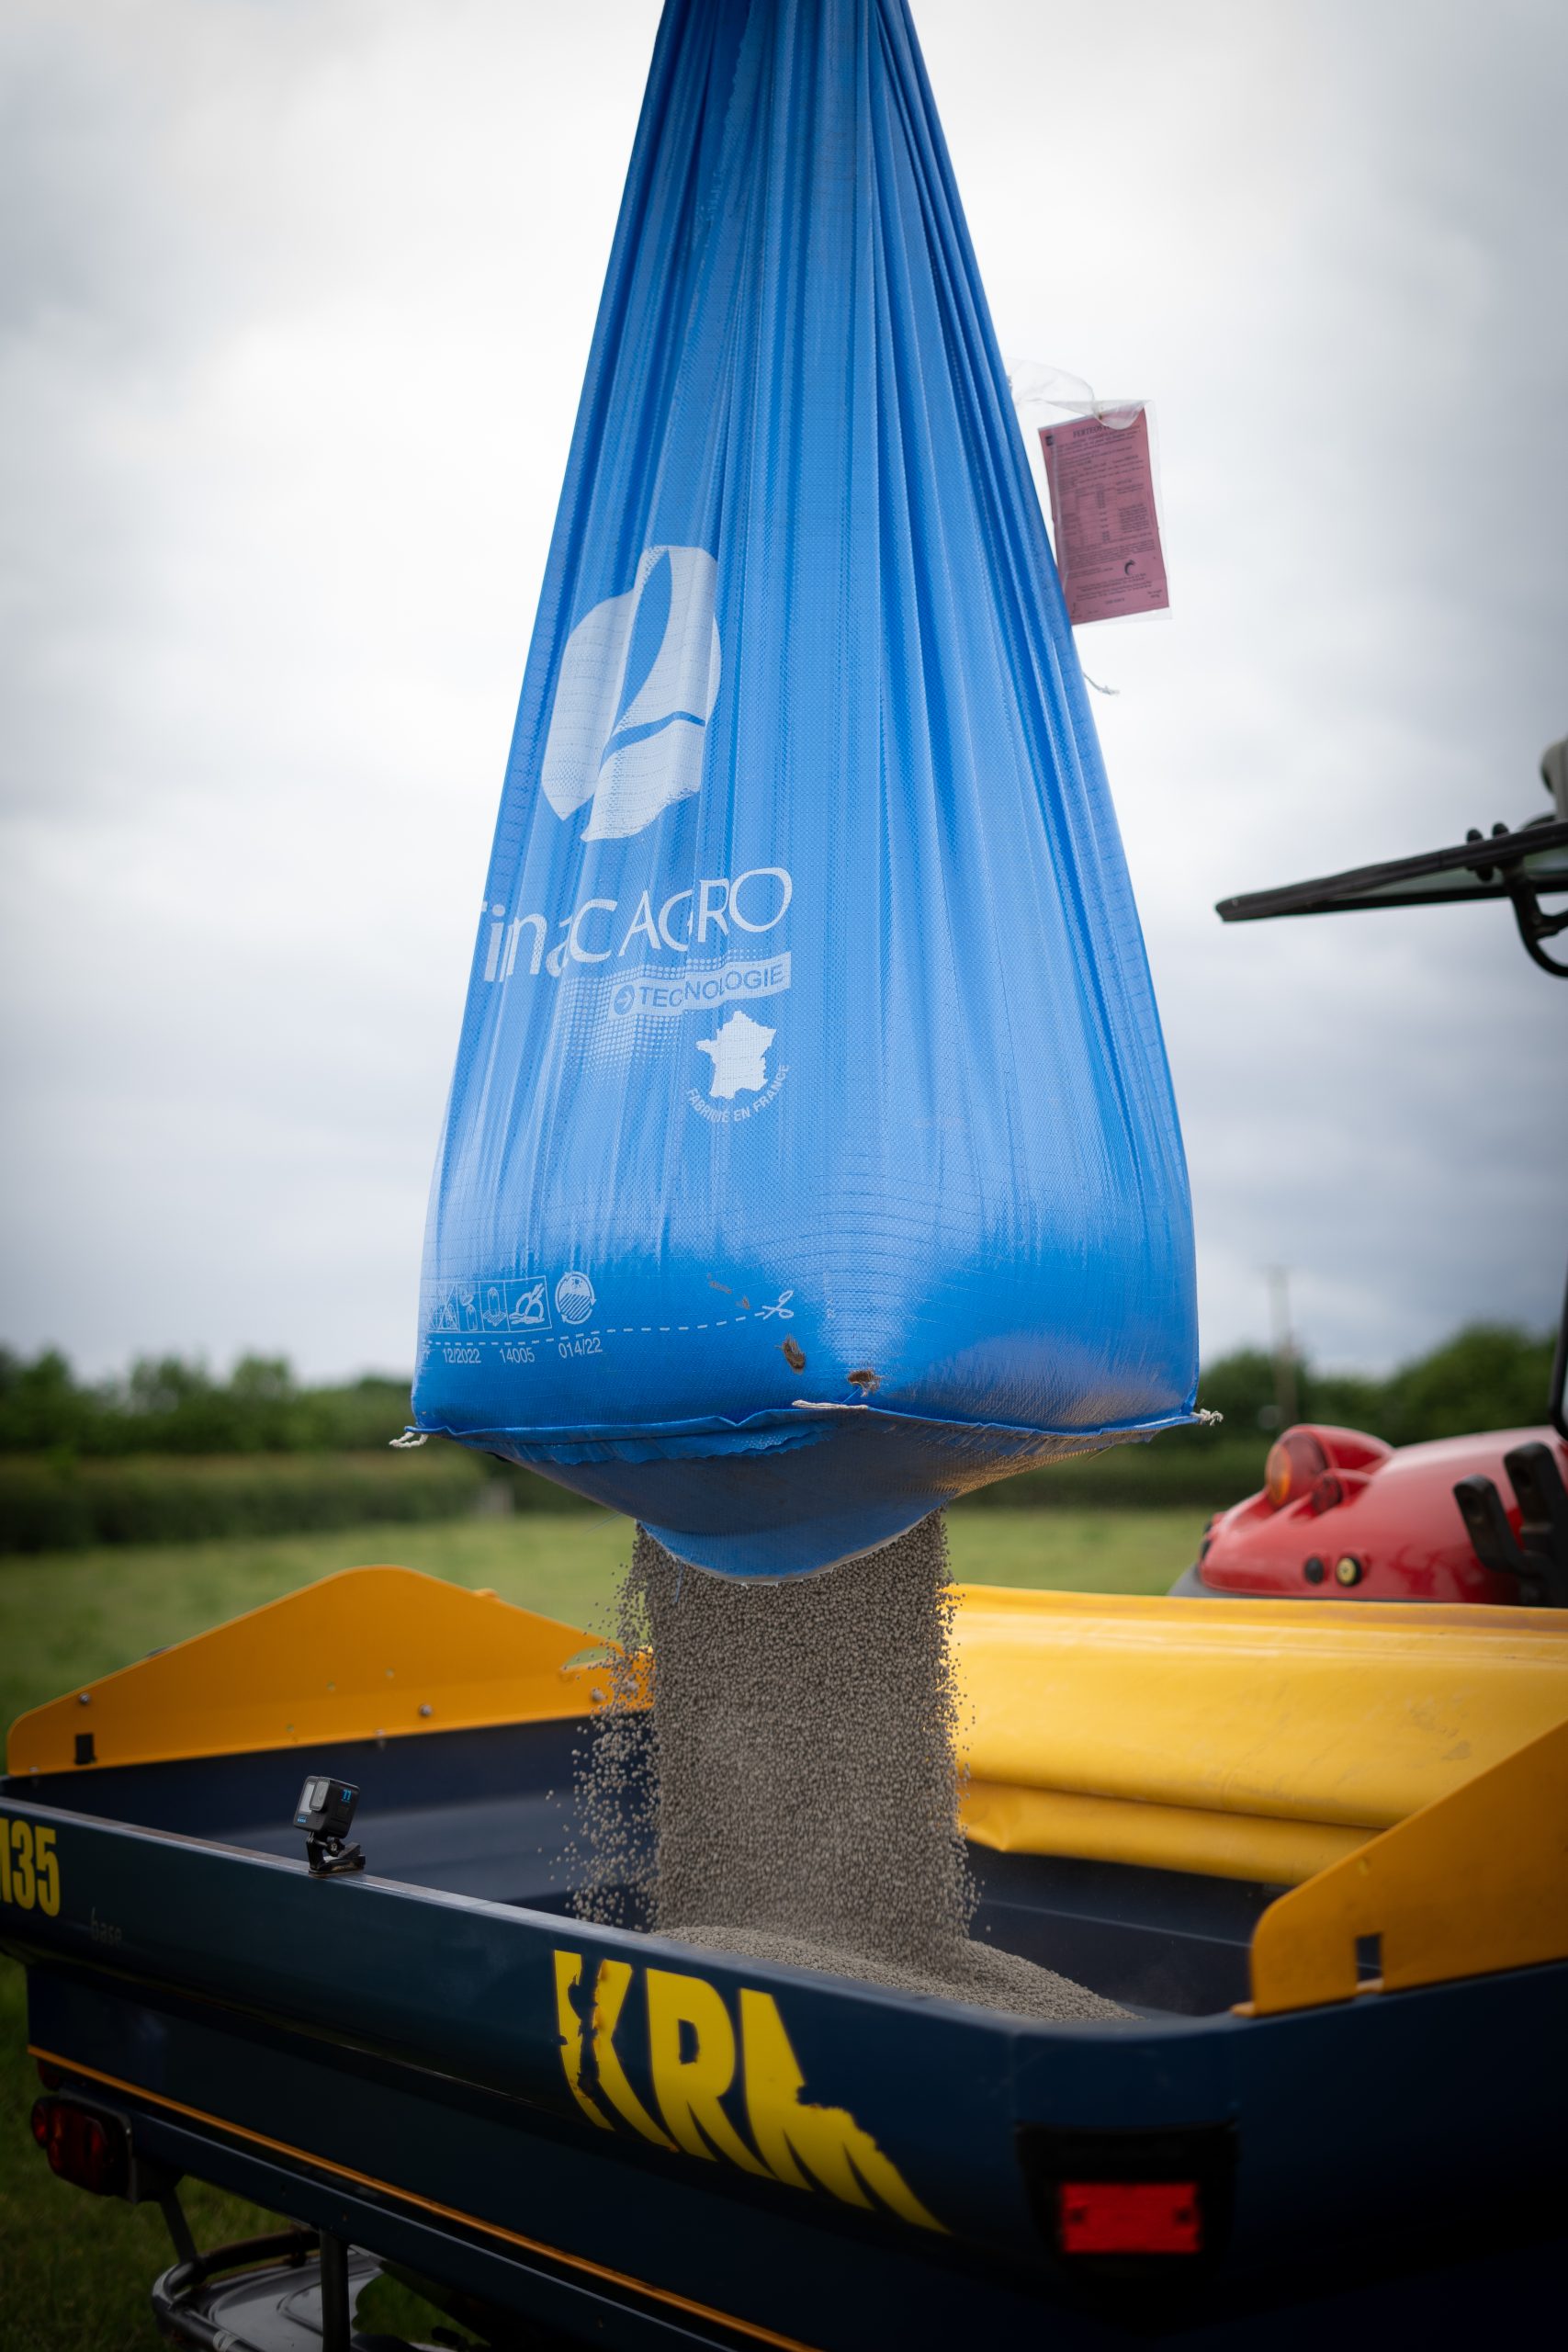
xmin=572 ymin=1512 xmax=1126 ymax=2023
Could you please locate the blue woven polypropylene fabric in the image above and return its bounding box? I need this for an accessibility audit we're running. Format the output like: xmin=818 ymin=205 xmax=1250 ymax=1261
xmin=412 ymin=0 xmax=1198 ymax=1575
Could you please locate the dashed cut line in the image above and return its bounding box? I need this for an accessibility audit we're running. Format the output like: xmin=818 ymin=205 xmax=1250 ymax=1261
xmin=567 ymin=1318 xmax=753 ymax=1340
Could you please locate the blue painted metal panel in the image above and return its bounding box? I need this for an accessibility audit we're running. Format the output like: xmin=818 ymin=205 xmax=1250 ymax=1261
xmin=6 ymin=1790 xmax=1565 ymax=2320
xmin=23 ymin=1959 xmax=1568 ymax=2349
xmin=28 ymin=1969 xmax=1078 ymax=2352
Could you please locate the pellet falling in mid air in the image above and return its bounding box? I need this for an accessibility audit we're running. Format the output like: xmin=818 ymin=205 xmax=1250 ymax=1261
xmin=572 ymin=1513 xmax=1126 ymax=2022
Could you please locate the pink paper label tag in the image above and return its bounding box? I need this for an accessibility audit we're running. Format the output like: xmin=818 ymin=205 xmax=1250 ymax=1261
xmin=1039 ymin=407 xmax=1169 ymax=626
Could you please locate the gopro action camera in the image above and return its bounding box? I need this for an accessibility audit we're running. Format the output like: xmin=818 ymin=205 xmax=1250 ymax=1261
xmin=294 ymin=1775 xmax=366 ymax=1877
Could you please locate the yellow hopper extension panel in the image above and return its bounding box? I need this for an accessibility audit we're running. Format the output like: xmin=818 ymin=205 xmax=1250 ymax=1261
xmin=954 ymin=1583 xmax=1568 ymax=1887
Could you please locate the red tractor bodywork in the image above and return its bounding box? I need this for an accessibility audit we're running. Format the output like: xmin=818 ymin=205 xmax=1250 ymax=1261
xmin=1182 ymin=1422 xmax=1568 ymax=1604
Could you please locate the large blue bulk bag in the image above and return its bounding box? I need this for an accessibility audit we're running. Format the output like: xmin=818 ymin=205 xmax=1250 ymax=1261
xmin=412 ymin=0 xmax=1198 ymax=1576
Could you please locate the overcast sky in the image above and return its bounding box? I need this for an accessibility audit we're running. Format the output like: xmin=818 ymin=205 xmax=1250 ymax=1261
xmin=2 ymin=0 xmax=1564 ymax=1388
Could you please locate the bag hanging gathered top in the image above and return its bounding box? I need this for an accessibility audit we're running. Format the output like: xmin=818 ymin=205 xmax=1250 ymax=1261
xmin=412 ymin=0 xmax=1199 ymax=1575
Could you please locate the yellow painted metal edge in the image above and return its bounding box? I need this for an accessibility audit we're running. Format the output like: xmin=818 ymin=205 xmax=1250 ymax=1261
xmin=950 ymin=1583 xmax=1568 ymax=1834
xmin=952 ymin=1583 xmax=1568 ymax=1635
xmin=14 ymin=1564 xmax=1566 ymax=1948
xmin=1246 ymin=1713 xmax=1568 ymax=2015
xmin=6 ymin=1566 xmax=616 ymax=1778
xmin=961 ymin=1780 xmax=1370 ymax=1888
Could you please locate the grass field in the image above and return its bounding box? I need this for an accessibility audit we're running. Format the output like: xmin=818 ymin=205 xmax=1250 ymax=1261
xmin=0 ymin=1506 xmax=1201 ymax=1737
xmin=0 ymin=1505 xmax=1201 ymax=2350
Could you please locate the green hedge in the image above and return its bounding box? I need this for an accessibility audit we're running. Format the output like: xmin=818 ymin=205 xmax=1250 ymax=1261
xmin=0 ymin=1448 xmax=493 ymax=1555
xmin=953 ymin=1433 xmax=1266 ymax=1514
xmin=0 ymin=1433 xmax=1271 ymax=1554
xmin=0 ymin=1352 xmax=416 ymax=1458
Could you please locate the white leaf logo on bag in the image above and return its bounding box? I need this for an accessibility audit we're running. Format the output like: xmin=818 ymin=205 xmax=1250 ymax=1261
xmin=541 ymin=547 xmax=721 ymax=841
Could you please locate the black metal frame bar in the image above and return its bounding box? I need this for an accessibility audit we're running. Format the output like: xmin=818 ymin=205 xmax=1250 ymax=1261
xmin=1215 ymin=817 xmax=1568 ymax=952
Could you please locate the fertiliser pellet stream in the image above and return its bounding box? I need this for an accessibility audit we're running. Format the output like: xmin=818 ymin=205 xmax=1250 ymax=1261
xmin=572 ymin=1514 xmax=1126 ymax=2023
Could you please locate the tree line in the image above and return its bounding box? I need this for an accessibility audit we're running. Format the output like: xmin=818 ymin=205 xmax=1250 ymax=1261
xmin=0 ymin=1322 xmax=1556 ymax=1464
xmin=0 ymin=1352 xmax=410 ymax=1459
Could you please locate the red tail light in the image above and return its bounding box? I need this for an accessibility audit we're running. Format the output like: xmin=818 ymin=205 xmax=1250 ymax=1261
xmin=29 ymin=2098 xmax=129 ymax=2198
xmin=1059 ymin=2179 xmax=1201 ymax=2255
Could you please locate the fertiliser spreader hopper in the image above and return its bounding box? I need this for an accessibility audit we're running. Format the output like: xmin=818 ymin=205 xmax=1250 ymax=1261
xmin=5 ymin=1565 xmax=1566 ymax=2348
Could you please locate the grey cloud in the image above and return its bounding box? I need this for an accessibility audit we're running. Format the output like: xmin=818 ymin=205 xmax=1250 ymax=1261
xmin=1 ymin=0 xmax=1563 ymax=1384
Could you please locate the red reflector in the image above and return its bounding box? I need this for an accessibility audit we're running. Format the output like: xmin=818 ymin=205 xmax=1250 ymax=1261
xmin=29 ymin=2098 xmax=126 ymax=2197
xmin=1059 ymin=2180 xmax=1201 ymax=2255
